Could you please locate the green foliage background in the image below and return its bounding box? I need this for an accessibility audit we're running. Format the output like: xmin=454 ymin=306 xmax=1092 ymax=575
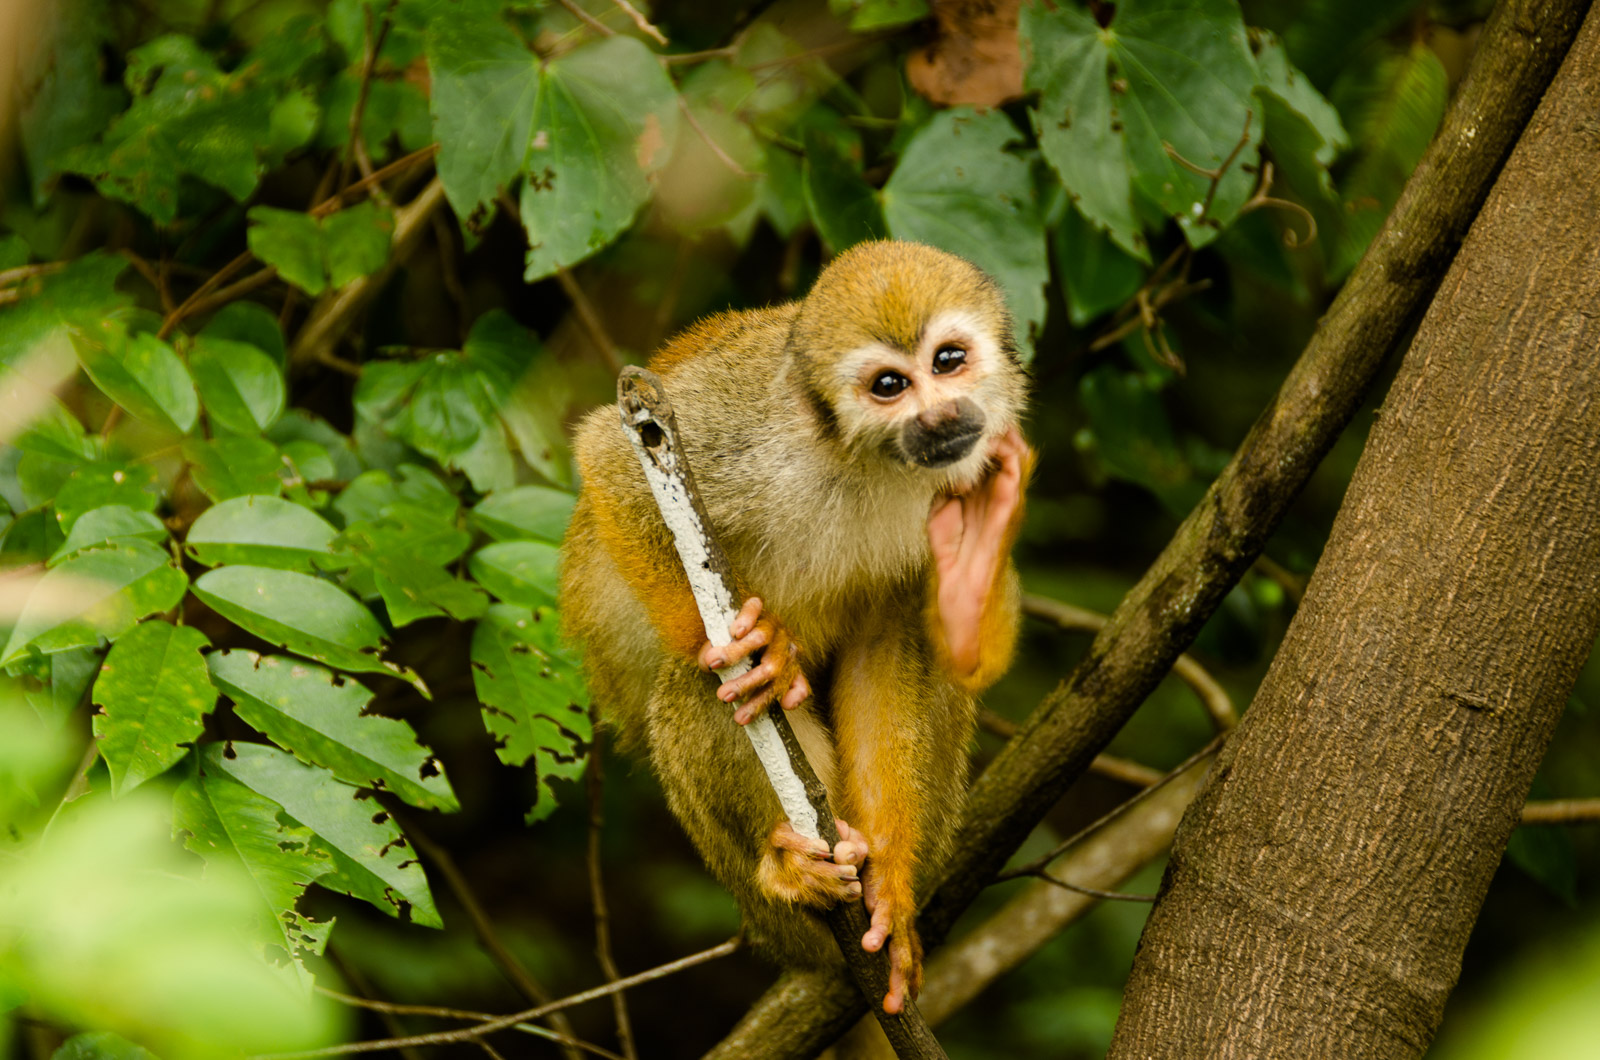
xmin=2 ymin=0 xmax=1596 ymax=1057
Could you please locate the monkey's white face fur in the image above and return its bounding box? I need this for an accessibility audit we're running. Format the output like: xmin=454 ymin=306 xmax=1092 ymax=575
xmin=825 ymin=307 xmax=1020 ymax=491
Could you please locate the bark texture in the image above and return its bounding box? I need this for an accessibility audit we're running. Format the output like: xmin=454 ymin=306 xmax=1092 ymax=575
xmin=703 ymin=1 xmax=1590 ymax=1054
xmin=1109 ymin=9 xmax=1600 ymax=1057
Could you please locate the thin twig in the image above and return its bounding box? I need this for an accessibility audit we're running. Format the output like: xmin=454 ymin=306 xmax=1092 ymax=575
xmin=117 ymin=249 xmax=173 ymax=313
xmin=606 ymin=0 xmax=667 ymax=43
xmin=678 ymin=97 xmax=759 ymax=179
xmin=556 ymin=0 xmax=615 ymax=36
xmin=978 ymin=709 xmax=1165 ymax=787
xmin=993 ymin=734 xmax=1226 ymax=885
xmin=402 ymin=820 xmax=585 ymax=1060
xmin=178 ymin=265 xmax=280 ymax=323
xmin=555 ymin=267 xmax=625 ymax=375
xmin=1236 ymin=160 xmax=1319 ymax=248
xmin=586 ymin=725 xmax=639 ymax=1060
xmin=1023 ymin=594 xmax=1236 ymax=730
xmin=326 ymin=950 xmax=426 ymax=1060
xmin=312 ymin=145 xmax=440 ymax=218
xmin=159 ymin=250 xmax=253 ymax=338
xmin=0 ymin=261 xmax=67 ymax=288
xmin=661 ymin=45 xmax=737 ymax=65
xmin=1521 ymin=798 xmax=1600 ymax=825
xmin=1033 ymin=874 xmax=1156 ymax=902
xmin=340 ymin=0 xmax=398 ymax=191
xmin=259 ymin=938 xmax=742 ymax=1059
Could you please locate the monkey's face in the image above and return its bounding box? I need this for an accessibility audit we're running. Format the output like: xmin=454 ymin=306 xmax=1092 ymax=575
xmin=788 ymin=242 xmax=1027 ymax=491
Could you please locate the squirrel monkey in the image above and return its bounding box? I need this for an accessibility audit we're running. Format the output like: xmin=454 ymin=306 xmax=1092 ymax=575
xmin=560 ymin=240 xmax=1030 ymax=1014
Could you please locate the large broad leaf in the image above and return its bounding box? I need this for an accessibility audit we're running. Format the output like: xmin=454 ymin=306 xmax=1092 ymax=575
xmin=1022 ymin=0 xmax=1260 ymax=258
xmin=53 ymin=463 xmax=162 ymax=533
xmin=174 ymin=753 xmax=334 ymax=986
xmin=882 ymin=109 xmax=1049 ymax=355
xmin=470 ymin=485 xmax=576 ymax=544
xmin=429 ymin=28 xmax=679 ymax=274
xmin=1053 ymin=203 xmax=1145 ymax=327
xmin=186 ymin=495 xmax=338 ymax=571
xmin=469 ymin=541 xmax=559 ymax=609
xmin=205 ymin=741 xmax=441 ymax=926
xmin=803 ymin=124 xmax=885 ymax=255
xmin=209 ymin=649 xmax=458 ymax=812
xmin=190 ymin=566 xmax=427 ymax=695
xmin=73 ymin=324 xmax=198 ymax=435
xmin=92 ymin=619 xmax=214 ymax=795
xmin=189 ymin=335 xmax=287 ymax=435
xmin=470 ymin=604 xmax=591 ymax=822
xmin=1 ymin=541 xmax=187 ymax=666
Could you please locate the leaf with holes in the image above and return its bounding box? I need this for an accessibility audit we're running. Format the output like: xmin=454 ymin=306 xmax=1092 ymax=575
xmin=190 ymin=566 xmax=427 ymax=696
xmin=175 ymin=752 xmax=334 ymax=986
xmin=205 ymin=741 xmax=441 ymax=926
xmin=50 ymin=506 xmax=168 ymax=566
xmin=186 ymin=495 xmax=338 ymax=571
xmin=209 ymin=649 xmax=458 ymax=812
xmin=1021 ymin=0 xmax=1260 ymax=257
xmin=92 ymin=619 xmax=214 ymax=795
xmin=429 ymin=28 xmax=678 ymax=273
xmin=470 ymin=604 xmax=591 ymax=823
xmin=1 ymin=541 xmax=186 ymax=666
xmin=189 ymin=335 xmax=286 ymax=435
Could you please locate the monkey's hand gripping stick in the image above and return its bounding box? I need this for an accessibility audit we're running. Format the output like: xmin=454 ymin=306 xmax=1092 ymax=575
xmin=617 ymin=366 xmax=949 ymax=1060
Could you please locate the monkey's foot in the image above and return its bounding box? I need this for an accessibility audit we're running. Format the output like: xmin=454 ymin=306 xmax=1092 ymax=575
xmin=698 ymin=596 xmax=810 ymax=724
xmin=757 ymin=819 xmax=868 ymax=908
xmin=861 ymin=866 xmax=924 ymax=1015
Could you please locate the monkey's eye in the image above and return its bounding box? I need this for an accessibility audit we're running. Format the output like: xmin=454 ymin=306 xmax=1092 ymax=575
xmin=932 ymin=345 xmax=967 ymax=374
xmin=870 ymin=371 xmax=911 ymax=399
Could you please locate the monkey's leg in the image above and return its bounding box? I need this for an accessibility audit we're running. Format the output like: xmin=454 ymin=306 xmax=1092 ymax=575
xmin=644 ymin=658 xmax=862 ymax=963
xmin=831 ymin=602 xmax=977 ymax=1015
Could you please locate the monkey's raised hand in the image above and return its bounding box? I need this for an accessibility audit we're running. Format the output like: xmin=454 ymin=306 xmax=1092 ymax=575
xmin=927 ymin=427 xmax=1030 ymax=680
xmin=698 ymin=596 xmax=811 ymax=725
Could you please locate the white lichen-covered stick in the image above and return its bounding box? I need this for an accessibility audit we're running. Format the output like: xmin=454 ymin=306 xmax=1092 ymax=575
xmin=615 ymin=367 xmax=950 ymax=1060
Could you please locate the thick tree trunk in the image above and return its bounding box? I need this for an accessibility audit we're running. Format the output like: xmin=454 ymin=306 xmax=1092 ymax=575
xmin=1108 ymin=9 xmax=1600 ymax=1057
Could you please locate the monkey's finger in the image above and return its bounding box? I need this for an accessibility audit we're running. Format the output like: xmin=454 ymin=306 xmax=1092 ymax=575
xmin=730 ymin=596 xmax=764 ymax=639
xmin=780 ymin=671 xmax=811 ymax=711
xmin=861 ymin=900 xmax=894 ymax=953
xmin=883 ymin=936 xmax=916 ymax=1014
xmin=770 ymin=821 xmax=831 ymax=859
xmin=832 ymin=820 xmax=869 ymax=868
xmin=718 ymin=646 xmax=785 ymax=702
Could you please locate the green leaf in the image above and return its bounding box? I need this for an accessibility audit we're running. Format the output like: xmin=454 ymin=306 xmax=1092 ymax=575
xmin=882 ymin=108 xmax=1049 ymax=353
xmin=51 ymin=506 xmax=167 ymax=566
xmin=174 ymin=753 xmax=334 ymax=985
xmin=332 ymin=517 xmax=486 ymax=626
xmin=333 ymin=466 xmax=458 ymax=529
xmin=92 ymin=620 xmax=214 ymax=795
xmin=59 ymin=34 xmax=286 ymax=224
xmin=209 ymin=649 xmax=458 ymax=812
xmin=830 ymin=0 xmax=929 ymax=31
xmin=1329 ymin=41 xmax=1446 ymax=278
xmin=205 ymin=741 xmax=441 ymax=926
xmin=186 ymin=495 xmax=339 ymax=571
xmin=15 ymin=0 xmax=126 ymax=206
xmin=1053 ymin=203 xmax=1144 ymax=327
xmin=201 ymin=302 xmax=288 ymax=367
xmin=246 ymin=202 xmax=394 ymax=295
xmin=471 ymin=486 xmax=576 ymax=543
xmin=2 ymin=507 xmax=67 ymax=571
xmin=1078 ymin=365 xmax=1202 ymax=516
xmin=51 ymin=1032 xmax=161 ymax=1060
xmin=470 ymin=604 xmax=591 ymax=822
xmin=1022 ymin=0 xmax=1260 ymax=257
xmin=190 ymin=336 xmax=287 ymax=435
xmin=1 ymin=541 xmax=186 ymax=665
xmin=656 ymin=63 xmax=766 ymax=235
xmin=74 ymin=325 xmax=198 ymax=435
xmin=429 ymin=28 xmax=679 ymax=271
xmin=802 ymin=125 xmax=886 ymax=254
xmin=183 ymin=436 xmax=285 ymax=502
xmin=53 ymin=463 xmax=162 ymax=534
xmin=470 ymin=541 xmax=559 ymax=609
xmin=7 ymin=645 xmax=102 ymax=728
xmin=1253 ymin=30 xmax=1349 ymax=202
xmin=190 ymin=566 xmax=426 ymax=694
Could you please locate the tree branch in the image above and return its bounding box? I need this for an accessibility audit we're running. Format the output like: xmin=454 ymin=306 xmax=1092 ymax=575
xmin=702 ymin=0 xmax=1592 ymax=1052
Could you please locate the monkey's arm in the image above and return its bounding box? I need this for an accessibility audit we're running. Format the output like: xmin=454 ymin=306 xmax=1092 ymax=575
xmin=925 ymin=427 xmax=1032 ymax=691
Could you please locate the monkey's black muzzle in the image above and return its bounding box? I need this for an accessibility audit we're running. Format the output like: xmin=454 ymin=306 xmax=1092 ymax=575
xmin=901 ymin=397 xmax=985 ymax=468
